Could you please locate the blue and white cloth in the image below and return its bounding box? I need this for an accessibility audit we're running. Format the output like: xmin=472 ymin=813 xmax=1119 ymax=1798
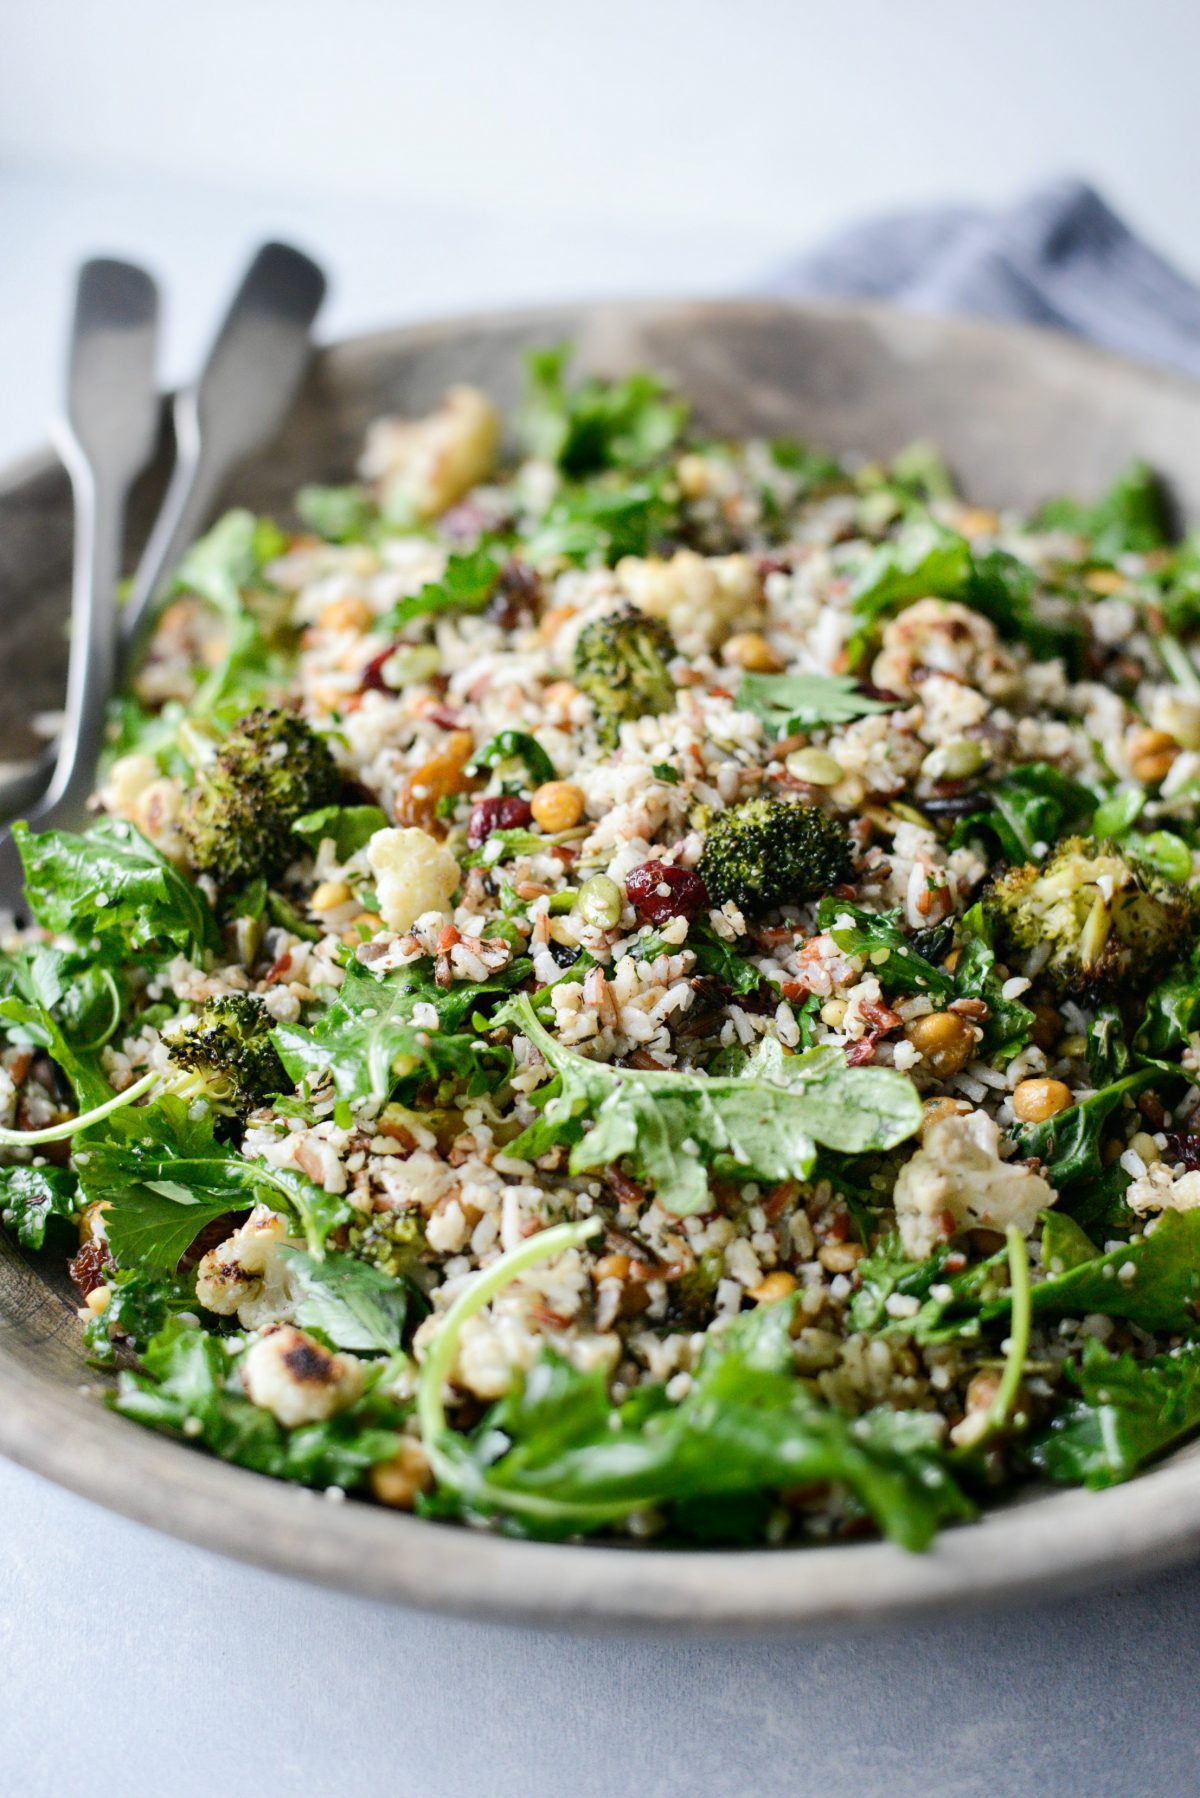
xmin=771 ymin=178 xmax=1200 ymax=380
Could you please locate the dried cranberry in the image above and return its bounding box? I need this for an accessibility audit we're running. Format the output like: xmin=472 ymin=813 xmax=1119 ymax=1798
xmin=360 ymin=642 xmax=400 ymax=692
xmin=625 ymin=860 xmax=709 ymax=924
xmin=1163 ymin=1132 xmax=1200 ymax=1171
xmin=467 ymin=795 xmax=533 ymax=849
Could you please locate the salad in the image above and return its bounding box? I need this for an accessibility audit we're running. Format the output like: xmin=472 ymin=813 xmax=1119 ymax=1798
xmin=5 ymin=345 xmax=1200 ymax=1551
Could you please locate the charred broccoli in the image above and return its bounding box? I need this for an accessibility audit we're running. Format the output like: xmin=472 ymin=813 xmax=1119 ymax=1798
xmin=165 ymin=993 xmax=288 ymax=1128
xmin=699 ymin=796 xmax=855 ymax=914
xmin=572 ymin=605 xmax=677 ymax=747
xmin=181 ymin=707 xmax=340 ymax=891
xmin=987 ymin=835 xmax=1195 ymax=995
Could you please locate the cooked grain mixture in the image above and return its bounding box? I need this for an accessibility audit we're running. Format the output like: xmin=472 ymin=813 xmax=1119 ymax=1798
xmin=6 ymin=346 xmax=1200 ymax=1549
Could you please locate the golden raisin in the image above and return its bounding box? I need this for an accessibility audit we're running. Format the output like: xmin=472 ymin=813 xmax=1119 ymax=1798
xmin=394 ymin=730 xmax=476 ymax=834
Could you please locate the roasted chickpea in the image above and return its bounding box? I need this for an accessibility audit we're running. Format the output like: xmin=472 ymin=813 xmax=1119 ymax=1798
xmin=1011 ymin=1078 xmax=1073 ymax=1124
xmin=903 ymin=1010 xmax=976 ymax=1078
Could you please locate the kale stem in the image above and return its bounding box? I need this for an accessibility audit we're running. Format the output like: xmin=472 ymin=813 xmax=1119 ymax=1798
xmin=0 ymin=1069 xmax=159 ymax=1146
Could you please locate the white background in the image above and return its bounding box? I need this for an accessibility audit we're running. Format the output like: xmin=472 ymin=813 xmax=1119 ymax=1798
xmin=3 ymin=5 xmax=1200 ymax=1794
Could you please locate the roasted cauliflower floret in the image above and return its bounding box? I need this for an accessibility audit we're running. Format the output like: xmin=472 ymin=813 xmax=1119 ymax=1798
xmin=195 ymin=1206 xmax=293 ymax=1328
xmin=240 ymin=1324 xmax=365 ymax=1427
xmin=1126 ymin=1161 xmax=1200 ymax=1217
xmin=872 ymin=597 xmax=1020 ymax=701
xmin=893 ymin=1108 xmax=1055 ymax=1259
xmin=617 ymin=548 xmax=761 ymax=655
xmin=987 ymin=835 xmax=1194 ymax=996
xmin=367 ymin=825 xmax=461 ymax=934
xmin=359 ymin=384 xmax=501 ymax=521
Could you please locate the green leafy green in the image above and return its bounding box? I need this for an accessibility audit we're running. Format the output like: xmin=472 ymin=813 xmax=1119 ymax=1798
xmin=15 ymin=819 xmax=217 ymax=959
xmin=77 ymin=1095 xmax=348 ymax=1269
xmin=1135 ymin=939 xmax=1200 ymax=1059
xmin=0 ymin=946 xmax=118 ymax=1109
xmin=468 ymin=730 xmax=556 ymax=787
xmin=272 ymin=955 xmax=529 ymax=1109
xmin=524 ymin=478 xmax=677 ymax=567
xmin=947 ymin=762 xmax=1096 ymax=864
xmin=83 ymin=1267 xmax=193 ymax=1366
xmin=0 ymin=1164 xmax=78 ymax=1251
xmin=1032 ymin=1336 xmax=1200 ymax=1488
xmin=169 ymin=508 xmax=291 ymax=719
xmin=112 ymin=1322 xmax=408 ymax=1489
xmin=429 ymin=1297 xmax=971 ymax=1548
xmin=519 ymin=344 xmax=687 ymax=476
xmin=1036 ymin=460 xmax=1172 ymax=561
xmin=818 ymin=901 xmax=954 ymax=998
xmin=847 ymin=1232 xmax=953 ymax=1333
xmin=1011 ymin=1065 xmax=1169 ymax=1189
xmin=737 ymin=672 xmax=890 ymax=738
xmin=277 ymin=1245 xmax=413 ymax=1352
xmin=634 ymin=923 xmax=764 ymax=996
xmin=291 ymin=805 xmax=388 ymax=861
xmin=384 ymin=546 xmax=501 ymax=633
xmin=295 ymin=483 xmax=376 ymax=543
xmin=506 ymin=997 xmax=922 ymax=1215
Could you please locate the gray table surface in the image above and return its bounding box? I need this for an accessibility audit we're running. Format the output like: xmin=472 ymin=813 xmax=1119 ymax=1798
xmin=2 ymin=170 xmax=1200 ymax=1798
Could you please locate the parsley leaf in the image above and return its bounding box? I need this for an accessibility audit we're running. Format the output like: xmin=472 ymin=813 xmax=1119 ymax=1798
xmin=519 ymin=344 xmax=687 ymax=476
xmin=384 ymin=545 xmax=501 ymax=633
xmin=737 ymin=672 xmax=890 ymax=738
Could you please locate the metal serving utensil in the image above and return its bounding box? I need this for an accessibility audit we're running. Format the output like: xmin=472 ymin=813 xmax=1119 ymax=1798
xmin=0 ymin=241 xmax=326 ymax=912
xmin=120 ymin=241 xmax=326 ymax=664
xmin=0 ymin=258 xmax=162 ymax=910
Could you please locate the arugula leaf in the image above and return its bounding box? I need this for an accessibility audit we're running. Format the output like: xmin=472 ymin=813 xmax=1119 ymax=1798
xmin=0 ymin=1164 xmax=78 ymax=1251
xmin=272 ymin=956 xmax=529 ymax=1108
xmin=1032 ymin=1336 xmax=1200 ymax=1488
xmin=432 ymin=1298 xmax=971 ymax=1548
xmin=291 ymin=805 xmax=388 ymax=861
xmin=15 ymin=818 xmax=217 ymax=958
xmin=518 ymin=344 xmax=687 ymax=476
xmin=1036 ymin=460 xmax=1172 ymax=561
xmin=384 ymin=546 xmax=501 ymax=633
xmin=506 ymin=997 xmax=922 ymax=1215
xmin=112 ymin=1323 xmax=408 ymax=1489
xmin=277 ymin=1246 xmax=412 ymax=1352
xmin=737 ymin=672 xmax=890 ymax=738
xmin=77 ymin=1095 xmax=348 ymax=1269
xmin=947 ymin=762 xmax=1096 ymax=864
xmin=295 ymin=483 xmax=376 ymax=543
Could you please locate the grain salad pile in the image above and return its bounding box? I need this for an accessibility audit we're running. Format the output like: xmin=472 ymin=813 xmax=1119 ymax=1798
xmin=7 ymin=346 xmax=1200 ymax=1550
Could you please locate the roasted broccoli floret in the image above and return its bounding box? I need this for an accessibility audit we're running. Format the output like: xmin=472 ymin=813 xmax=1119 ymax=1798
xmin=165 ymin=993 xmax=288 ymax=1128
xmin=181 ymin=707 xmax=340 ymax=890
xmin=987 ymin=835 xmax=1194 ymax=995
xmin=572 ymin=605 xmax=677 ymax=747
xmin=699 ymin=796 xmax=855 ymax=914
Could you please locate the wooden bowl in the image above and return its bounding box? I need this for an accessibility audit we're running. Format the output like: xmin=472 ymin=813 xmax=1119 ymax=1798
xmin=3 ymin=298 xmax=1200 ymax=1631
